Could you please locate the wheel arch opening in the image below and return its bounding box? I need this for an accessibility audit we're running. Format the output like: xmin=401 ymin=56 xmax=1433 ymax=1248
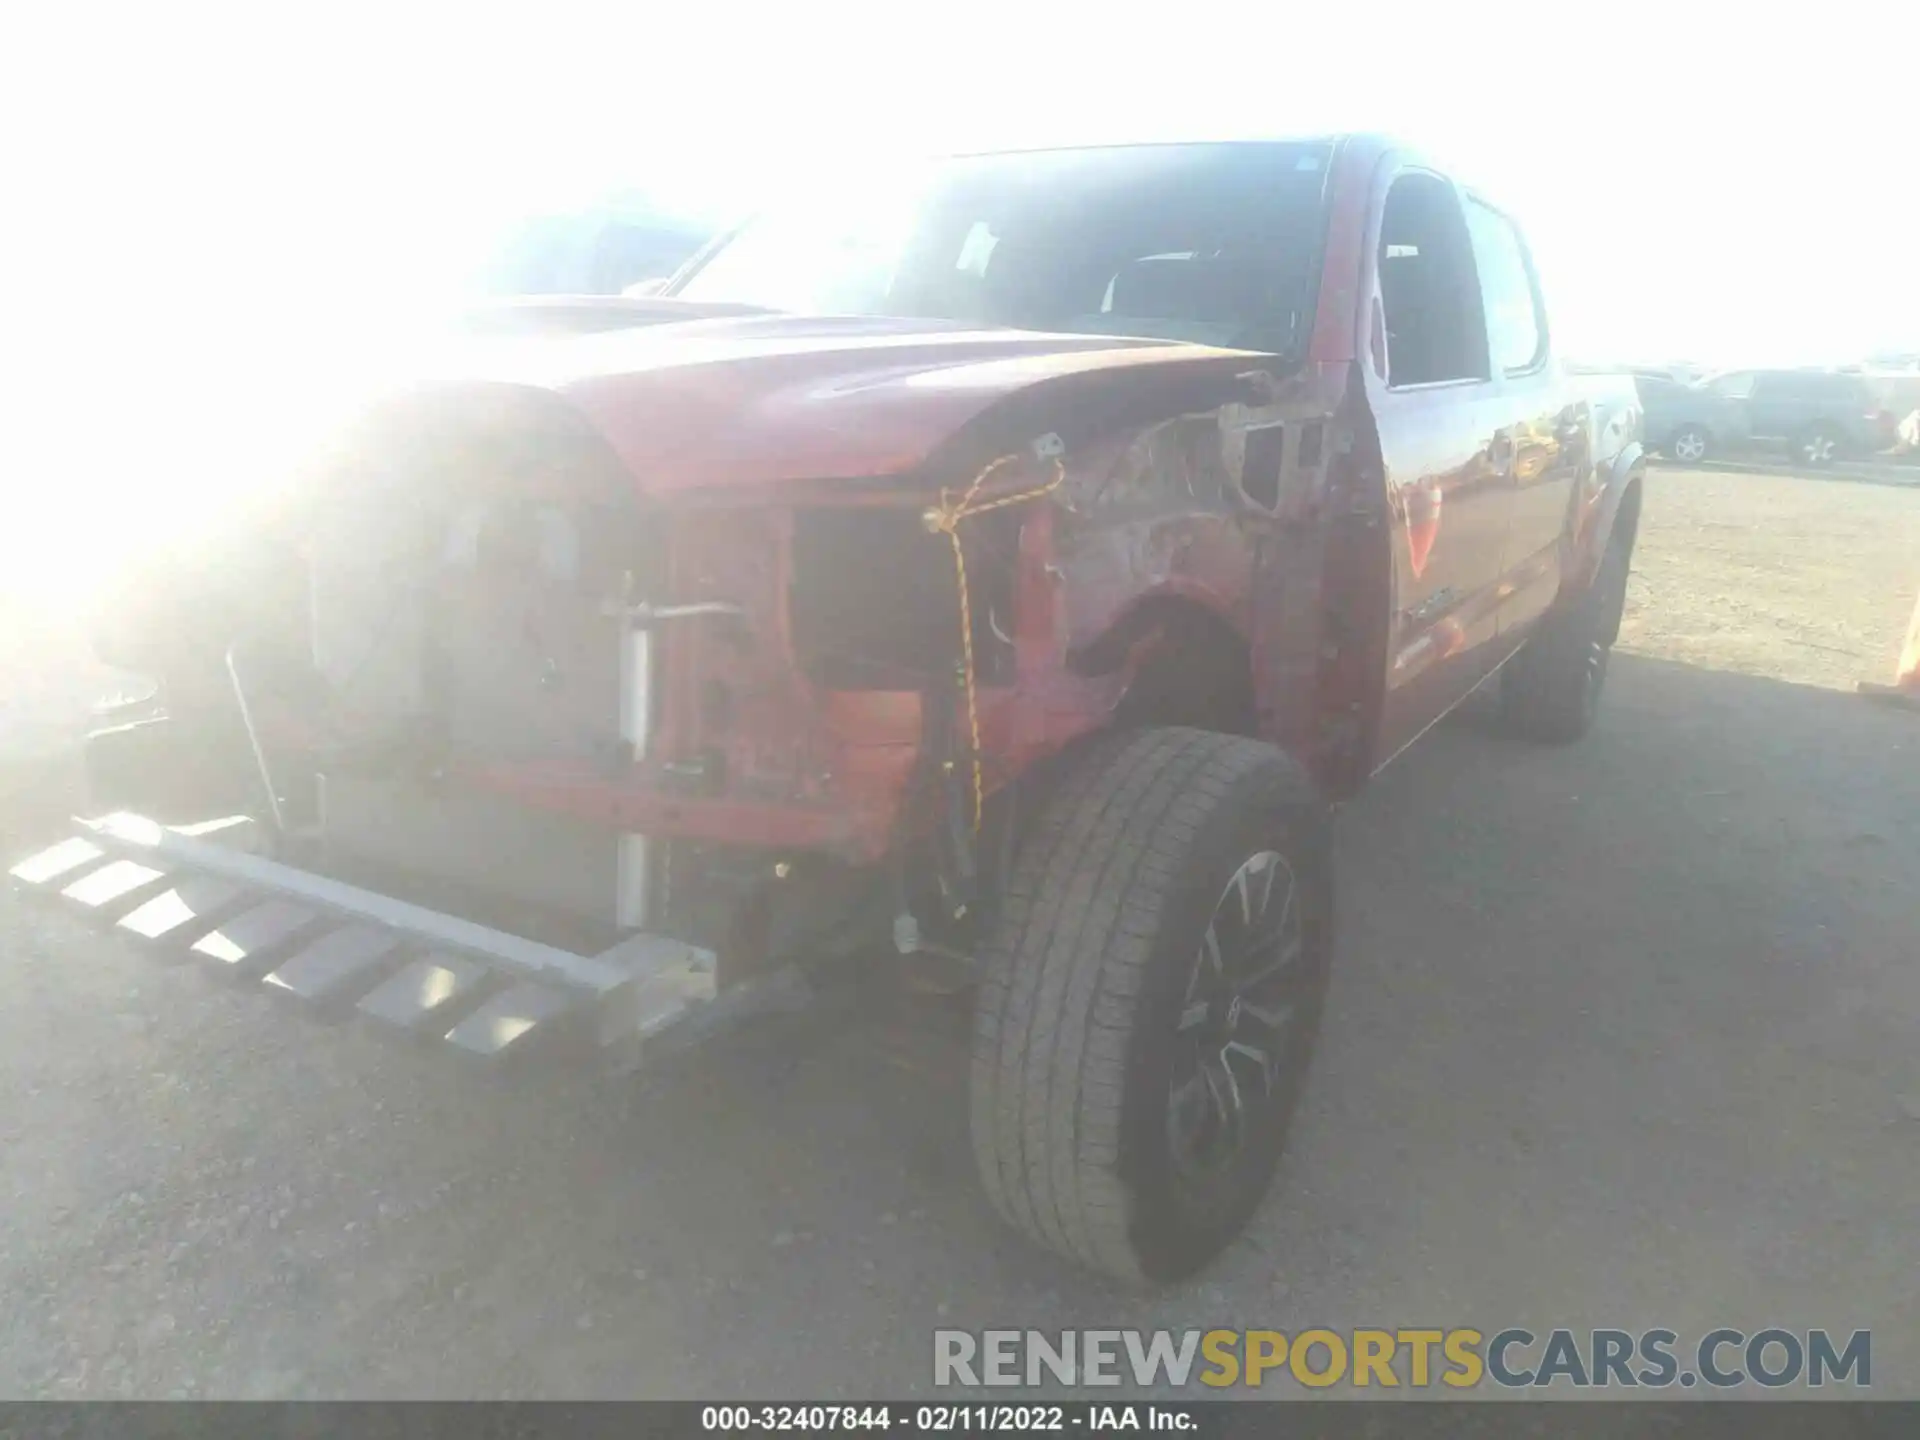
xmin=1088 ymin=596 xmax=1260 ymax=739
xmin=1612 ymin=474 xmax=1645 ymax=553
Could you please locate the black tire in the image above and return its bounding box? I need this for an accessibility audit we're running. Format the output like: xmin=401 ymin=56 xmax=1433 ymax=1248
xmin=1791 ymin=425 xmax=1841 ymax=468
xmin=1500 ymin=522 xmax=1634 ymax=743
xmin=970 ymin=727 xmax=1332 ymax=1284
xmin=1666 ymin=424 xmax=1711 ymax=464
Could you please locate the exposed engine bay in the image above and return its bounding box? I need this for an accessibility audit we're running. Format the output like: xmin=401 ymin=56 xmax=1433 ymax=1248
xmin=90 ymin=391 xmax=1062 ymax=982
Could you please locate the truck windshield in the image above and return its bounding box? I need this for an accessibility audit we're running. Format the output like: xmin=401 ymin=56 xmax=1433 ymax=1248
xmin=671 ymin=141 xmax=1335 ymax=356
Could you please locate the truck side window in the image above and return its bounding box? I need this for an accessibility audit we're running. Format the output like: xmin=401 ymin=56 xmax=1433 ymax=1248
xmin=1378 ymin=173 xmax=1489 ymax=388
xmin=1464 ymin=199 xmax=1546 ymax=376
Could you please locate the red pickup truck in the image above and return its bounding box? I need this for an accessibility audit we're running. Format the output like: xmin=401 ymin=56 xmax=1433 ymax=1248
xmin=19 ymin=134 xmax=1644 ymax=1284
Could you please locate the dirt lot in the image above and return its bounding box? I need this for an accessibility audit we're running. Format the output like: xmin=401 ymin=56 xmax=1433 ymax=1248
xmin=1 ymin=468 xmax=1917 ymax=1399
xmin=1623 ymin=465 xmax=1920 ymax=690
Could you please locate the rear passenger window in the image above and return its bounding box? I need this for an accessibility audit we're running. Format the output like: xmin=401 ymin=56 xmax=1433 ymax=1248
xmin=1378 ymin=173 xmax=1489 ymax=388
xmin=1464 ymin=199 xmax=1545 ymax=375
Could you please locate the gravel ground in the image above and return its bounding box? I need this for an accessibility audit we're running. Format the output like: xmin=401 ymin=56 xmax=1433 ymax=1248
xmin=1 ymin=469 xmax=1918 ymax=1399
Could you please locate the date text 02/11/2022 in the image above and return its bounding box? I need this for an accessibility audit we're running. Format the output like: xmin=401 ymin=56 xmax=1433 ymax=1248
xmin=699 ymin=1405 xmax=1195 ymax=1432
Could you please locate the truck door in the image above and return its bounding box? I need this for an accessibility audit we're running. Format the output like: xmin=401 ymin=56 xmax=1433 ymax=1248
xmin=1364 ymin=169 xmax=1516 ymax=765
xmin=1461 ymin=196 xmax=1579 ymax=635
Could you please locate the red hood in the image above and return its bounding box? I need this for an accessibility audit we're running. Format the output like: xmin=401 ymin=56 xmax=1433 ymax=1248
xmin=395 ymin=312 xmax=1257 ymax=497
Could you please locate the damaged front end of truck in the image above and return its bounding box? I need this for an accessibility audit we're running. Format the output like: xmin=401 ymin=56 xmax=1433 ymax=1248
xmin=15 ymin=133 xmax=1380 ymax=1095
xmin=12 ymin=306 xmax=1350 ymax=1071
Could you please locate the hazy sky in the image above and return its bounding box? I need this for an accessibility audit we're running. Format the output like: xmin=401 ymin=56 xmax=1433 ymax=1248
xmin=19 ymin=0 xmax=1916 ymax=365
xmin=5 ymin=1 xmax=1916 ymax=594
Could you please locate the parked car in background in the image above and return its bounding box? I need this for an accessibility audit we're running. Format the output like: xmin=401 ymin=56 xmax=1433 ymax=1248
xmin=1641 ymin=368 xmax=1898 ymax=467
xmin=1637 ymin=373 xmax=1743 ymax=463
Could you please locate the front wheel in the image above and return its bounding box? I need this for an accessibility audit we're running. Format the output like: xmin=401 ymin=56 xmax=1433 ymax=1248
xmin=970 ymin=728 xmax=1332 ymax=1284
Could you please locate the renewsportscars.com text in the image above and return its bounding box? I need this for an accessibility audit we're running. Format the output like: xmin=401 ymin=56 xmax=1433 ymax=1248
xmin=933 ymin=1327 xmax=1871 ymax=1391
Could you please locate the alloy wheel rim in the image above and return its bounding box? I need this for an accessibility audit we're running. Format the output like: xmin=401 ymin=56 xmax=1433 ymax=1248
xmin=1675 ymin=432 xmax=1706 ymax=462
xmin=1167 ymin=850 xmax=1305 ymax=1180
